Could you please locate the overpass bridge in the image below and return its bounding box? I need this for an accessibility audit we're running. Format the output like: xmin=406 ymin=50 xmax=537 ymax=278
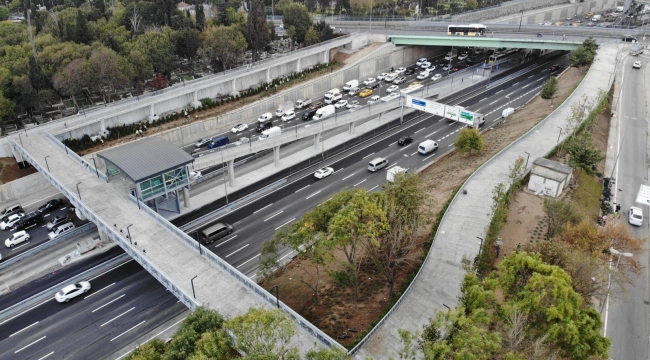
xmin=389 ymin=34 xmax=583 ymax=50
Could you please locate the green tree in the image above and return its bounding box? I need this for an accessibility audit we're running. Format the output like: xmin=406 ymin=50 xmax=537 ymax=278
xmin=195 ymin=4 xmax=206 ymax=30
xmin=191 ymin=330 xmax=232 ymax=359
xmin=508 ymin=155 xmax=526 ymax=184
xmin=276 ymin=0 xmax=294 ymax=14
xmin=567 ymin=133 xmax=603 ymax=175
xmin=570 ymin=46 xmax=595 ymax=69
xmin=0 ymin=7 xmax=9 ymax=21
xmin=304 ymin=26 xmax=320 ymax=45
xmin=543 ymin=198 xmax=580 ymax=239
xmin=132 ymin=31 xmax=175 ymax=75
xmin=315 ymin=19 xmax=334 ymax=41
xmin=466 ymin=0 xmax=478 ymax=10
xmin=0 ymin=90 xmax=16 ymax=121
xmin=305 ymin=347 xmax=349 ymax=359
xmin=246 ymin=0 xmax=270 ymax=63
xmin=74 ymin=10 xmax=92 ymax=44
xmin=224 ymin=307 xmax=299 ymax=359
xmin=127 ymin=338 xmax=167 ymax=360
xmin=541 ymin=76 xmax=559 ymax=106
xmin=198 ymin=25 xmax=247 ymax=71
xmin=172 ymin=28 xmax=200 ymax=63
xmin=53 ymin=58 xmax=92 ymax=112
xmin=582 ymin=37 xmax=598 ymax=55
xmin=88 ymin=46 xmax=134 ymax=104
xmin=454 ymin=127 xmax=484 ymax=155
xmin=28 ymin=55 xmax=50 ymax=92
xmin=282 ymin=2 xmax=312 ymax=43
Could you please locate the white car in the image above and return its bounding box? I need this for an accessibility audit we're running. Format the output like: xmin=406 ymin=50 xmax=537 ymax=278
xmin=335 ymin=100 xmax=348 ymax=108
xmin=417 ymin=71 xmax=430 ymax=80
xmin=190 ymin=171 xmax=202 ymax=180
xmin=314 ymin=167 xmax=334 ymax=179
xmin=281 ymin=110 xmax=296 ymax=122
xmin=421 ymin=61 xmax=432 ymax=69
xmin=629 ymin=207 xmax=643 ymax=226
xmin=376 ymin=73 xmax=389 ymax=80
xmin=234 ymin=137 xmax=249 ymax=146
xmin=367 ymin=95 xmax=381 ymax=104
xmin=431 ymin=74 xmax=442 ymax=82
xmin=5 ymin=230 xmax=29 ymax=247
xmin=363 ymin=78 xmax=376 ymax=86
xmin=346 ymin=100 xmax=359 ymax=109
xmin=415 ymin=58 xmax=427 ymax=66
xmin=458 ymin=54 xmax=468 ymax=61
xmin=194 ymin=138 xmax=212 ymax=148
xmin=231 ymin=124 xmax=248 ymax=134
xmin=633 ymin=61 xmax=642 ymax=69
xmin=442 ymin=64 xmax=451 ymax=71
xmin=395 ymin=67 xmax=406 ymax=74
xmin=386 ymin=85 xmax=400 ymax=93
xmin=422 ymin=64 xmax=435 ymax=71
xmin=544 ymin=22 xmax=552 ymax=26
xmin=55 ymin=281 xmax=91 ymax=303
xmin=0 ymin=213 xmax=23 ymax=230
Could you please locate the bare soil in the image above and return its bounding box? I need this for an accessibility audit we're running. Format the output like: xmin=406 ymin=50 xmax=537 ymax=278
xmin=0 ymin=158 xmax=37 ymax=184
xmin=261 ymin=67 xmax=586 ymax=347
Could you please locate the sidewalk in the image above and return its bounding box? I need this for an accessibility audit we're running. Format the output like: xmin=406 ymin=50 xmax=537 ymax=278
xmin=353 ymin=43 xmax=619 ymax=358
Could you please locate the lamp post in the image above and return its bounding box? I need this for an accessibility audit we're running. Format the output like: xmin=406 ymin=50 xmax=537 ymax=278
xmin=126 ymin=224 xmax=133 ymax=245
xmin=91 ymin=157 xmax=99 ymax=178
xmin=556 ymin=126 xmax=562 ymax=143
xmin=518 ymin=9 xmax=524 ymax=31
xmin=44 ymin=155 xmax=50 ymax=172
xmin=271 ymin=285 xmax=279 ymax=308
xmin=476 ymin=237 xmax=484 ymax=256
xmin=601 ymin=247 xmax=633 ymax=313
xmin=220 ymin=150 xmax=229 ymax=205
xmin=524 ymin=151 xmax=530 ymax=169
xmin=191 ymin=275 xmax=198 ymax=299
xmin=75 ymin=182 xmax=82 ymax=200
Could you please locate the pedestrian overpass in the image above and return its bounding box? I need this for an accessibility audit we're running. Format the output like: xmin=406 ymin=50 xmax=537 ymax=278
xmin=389 ymin=35 xmax=583 ymax=51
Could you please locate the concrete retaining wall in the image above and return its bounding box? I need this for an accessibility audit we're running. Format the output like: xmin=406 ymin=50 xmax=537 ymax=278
xmin=453 ymin=0 xmax=569 ymax=22
xmin=507 ymin=0 xmax=620 ymax=25
xmin=0 ymin=172 xmax=59 ymax=207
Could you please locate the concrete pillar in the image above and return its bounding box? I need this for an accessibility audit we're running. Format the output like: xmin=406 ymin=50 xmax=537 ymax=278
xmin=266 ymin=68 xmax=271 ymax=82
xmin=193 ymin=90 xmax=198 ymax=102
xmin=324 ymin=49 xmax=329 ymax=62
xmin=228 ymin=159 xmax=235 ymax=186
xmin=296 ymin=58 xmax=301 ymax=72
xmin=349 ymin=122 xmax=355 ymax=134
xmin=100 ymin=119 xmax=106 ymax=133
xmin=191 ymin=90 xmax=201 ymax=108
xmin=183 ymin=187 xmax=191 ymax=208
xmin=231 ymin=78 xmax=237 ymax=95
xmin=314 ymin=132 xmax=321 ymax=150
xmin=148 ymin=104 xmax=158 ymax=122
xmin=10 ymin=145 xmax=24 ymax=164
xmin=273 ymin=146 xmax=280 ymax=167
xmin=98 ymin=229 xmax=111 ymax=245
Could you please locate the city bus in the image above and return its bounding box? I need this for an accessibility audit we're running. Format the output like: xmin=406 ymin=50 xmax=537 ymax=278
xmin=488 ymin=48 xmax=519 ymax=63
xmin=447 ymin=24 xmax=487 ymax=36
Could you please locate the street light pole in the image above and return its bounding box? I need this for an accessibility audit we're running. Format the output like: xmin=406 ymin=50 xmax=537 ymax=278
xmin=191 ymin=275 xmax=198 ymax=299
xmin=75 ymin=182 xmax=82 ymax=200
xmin=44 ymin=155 xmax=50 ymax=172
xmin=556 ymin=126 xmax=563 ymax=143
xmin=601 ymin=247 xmax=633 ymax=313
xmin=524 ymin=151 xmax=530 ymax=169
xmin=220 ymin=150 xmax=229 ymax=205
xmin=126 ymin=224 xmax=133 ymax=245
xmin=518 ymin=9 xmax=524 ymax=31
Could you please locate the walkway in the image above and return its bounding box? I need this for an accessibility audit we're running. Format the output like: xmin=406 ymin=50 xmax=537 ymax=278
xmin=354 ymin=43 xmax=618 ymax=358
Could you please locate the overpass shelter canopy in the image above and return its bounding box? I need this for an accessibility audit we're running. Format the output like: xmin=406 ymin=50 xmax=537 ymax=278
xmin=98 ymin=137 xmax=194 ymax=204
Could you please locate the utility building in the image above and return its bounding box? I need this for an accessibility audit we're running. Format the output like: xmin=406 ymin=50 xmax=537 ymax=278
xmin=527 ymin=158 xmax=573 ymax=198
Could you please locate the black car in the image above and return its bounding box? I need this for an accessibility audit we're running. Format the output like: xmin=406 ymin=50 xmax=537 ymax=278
xmin=302 ymin=109 xmax=317 ymax=121
xmin=466 ymin=58 xmax=477 ymax=65
xmin=549 ymin=64 xmax=560 ymax=71
xmin=398 ymin=136 xmax=413 ymax=146
xmin=38 ymin=198 xmax=64 ymax=213
xmin=255 ymin=121 xmax=272 ymax=132
xmin=368 ymin=82 xmax=380 ymax=89
xmin=405 ymin=68 xmax=415 ymax=75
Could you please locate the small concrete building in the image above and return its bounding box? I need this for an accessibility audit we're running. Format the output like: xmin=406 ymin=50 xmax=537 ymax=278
xmin=527 ymin=158 xmax=573 ymax=198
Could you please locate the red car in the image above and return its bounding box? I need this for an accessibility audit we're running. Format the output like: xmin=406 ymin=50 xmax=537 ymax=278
xmin=309 ymin=102 xmax=324 ymax=110
xmin=451 ymin=65 xmax=464 ymax=72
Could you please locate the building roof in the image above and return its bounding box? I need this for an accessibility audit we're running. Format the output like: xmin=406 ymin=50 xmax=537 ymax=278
xmin=531 ymin=166 xmax=569 ymax=183
xmin=98 ymin=137 xmax=194 ymax=183
xmin=532 ymin=157 xmax=573 ymax=175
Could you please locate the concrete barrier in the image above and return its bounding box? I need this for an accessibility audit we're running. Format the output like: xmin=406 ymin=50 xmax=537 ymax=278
xmin=0 ymin=172 xmax=59 ymax=209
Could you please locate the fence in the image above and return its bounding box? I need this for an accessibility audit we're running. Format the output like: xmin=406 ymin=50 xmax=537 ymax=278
xmin=10 ymin=140 xmax=200 ymax=312
xmin=45 ymin=133 xmax=108 ymax=182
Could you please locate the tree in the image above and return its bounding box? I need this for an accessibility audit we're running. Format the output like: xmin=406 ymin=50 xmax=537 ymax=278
xmin=304 ymin=26 xmax=320 ymax=45
xmin=282 ymin=2 xmax=312 ymax=43
xmin=315 ymin=19 xmax=334 ymax=42
xmin=53 ymin=58 xmax=92 ymax=112
xmin=199 ymin=25 xmax=247 ymax=71
xmin=246 ymin=0 xmax=270 ymax=63
xmin=466 ymin=0 xmax=478 ymax=10
xmin=132 ymin=31 xmax=175 ymax=75
xmin=454 ymin=127 xmax=484 ymax=155
xmin=74 ymin=10 xmax=92 ymax=44
xmin=0 ymin=7 xmax=8 ymax=22
xmin=570 ymin=46 xmax=595 ymax=69
xmin=172 ymin=28 xmax=200 ymax=63
xmin=541 ymin=76 xmax=559 ymax=106
xmin=28 ymin=55 xmax=50 ymax=92
xmin=129 ymin=5 xmax=143 ymax=34
xmin=542 ymin=198 xmax=580 ymax=239
xmin=582 ymin=37 xmax=598 ymax=55
xmin=508 ymin=155 xmax=526 ymax=185
xmin=88 ymin=46 xmax=134 ymax=104
xmin=195 ymin=4 xmax=206 ymax=30
xmin=151 ymin=73 xmax=168 ymax=90
xmin=0 ymin=90 xmax=16 ymax=121
xmin=567 ymin=132 xmax=603 ymax=175
xmin=224 ymin=307 xmax=299 ymax=359
xmin=305 ymin=347 xmax=349 ymax=359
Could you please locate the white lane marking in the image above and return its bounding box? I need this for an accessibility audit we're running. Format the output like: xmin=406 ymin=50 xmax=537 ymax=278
xmin=253 ymin=203 xmax=273 ymax=214
xmin=114 ymin=318 xmax=187 ymax=360
xmin=89 ymin=259 xmax=134 ymax=281
xmin=101 ymin=307 xmax=135 ymax=327
xmin=264 ymin=211 xmax=284 ymax=222
xmin=448 ymin=144 xmax=454 ymax=148
xmin=215 ymin=235 xmax=237 ymax=247
xmin=388 ymin=142 xmax=396 ymax=146
xmin=341 ymin=173 xmax=356 ymax=181
xmin=521 ymin=83 xmax=530 ymax=88
xmin=489 ymin=99 xmax=499 ymax=105
xmin=362 ymin=152 xmax=375 ymax=159
xmin=10 ymin=242 xmax=30 ymax=251
xmin=333 ymin=168 xmax=344 ymax=173
xmin=354 ymin=179 xmax=367 ymax=187
xmin=528 ymin=75 xmax=534 ymax=78
xmin=84 ymin=282 xmax=115 ymax=299
xmin=306 ymin=191 xmax=321 ymax=200
xmin=411 ymin=152 xmax=418 ymax=156
xmin=237 ymin=254 xmax=261 ymax=268
xmin=10 ymin=322 xmax=39 ymax=337
xmin=318 ymin=198 xmax=333 ymax=207
xmin=0 ymin=298 xmax=51 ymax=325
xmin=110 ymin=320 xmax=146 ymax=342
xmin=37 ymin=351 xmax=54 ymax=360
xmin=226 ymin=244 xmax=249 ymax=258
xmin=92 ymin=294 xmax=126 ymax=313
xmin=512 ymin=82 xmax=519 ymax=85
xmin=427 ymin=131 xmax=437 ymax=137
xmin=367 ymin=185 xmax=379 ymax=192
xmin=275 ymin=218 xmax=296 ymax=231
xmin=422 ymin=153 xmax=437 ymax=162
xmin=399 ymin=145 xmax=411 ymax=151
xmin=15 ymin=336 xmax=46 ymax=353
xmin=294 ymin=185 xmax=310 ymax=193
xmin=414 ymin=128 xmax=425 ymax=133
xmin=495 ymin=90 xmax=503 ymax=94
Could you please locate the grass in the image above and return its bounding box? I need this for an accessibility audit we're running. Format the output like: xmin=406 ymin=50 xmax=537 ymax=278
xmin=571 ymin=170 xmax=603 ymax=222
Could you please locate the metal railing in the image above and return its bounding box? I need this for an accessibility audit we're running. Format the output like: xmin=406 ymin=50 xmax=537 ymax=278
xmin=45 ymin=133 xmax=108 ymax=182
xmin=10 ymin=140 xmax=200 ymax=312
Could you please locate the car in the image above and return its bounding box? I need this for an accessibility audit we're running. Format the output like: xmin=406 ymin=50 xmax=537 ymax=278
xmin=549 ymin=64 xmax=560 ymax=71
xmin=466 ymin=58 xmax=477 ymax=65
xmin=417 ymin=71 xmax=430 ymax=80
xmin=415 ymin=58 xmax=427 ymax=66
xmin=405 ymin=68 xmax=415 ymax=75
xmin=451 ymin=66 xmax=463 ymax=72
xmin=231 ymin=123 xmax=248 ymax=134
xmin=398 ymin=136 xmax=413 ymax=146
xmin=367 ymin=82 xmax=380 ymax=89
xmin=46 ymin=215 xmax=68 ymax=231
xmin=629 ymin=207 xmax=643 ymax=226
xmin=281 ymin=110 xmax=296 ymax=122
xmin=393 ymin=76 xmax=407 ymax=84
xmin=38 ymin=199 xmax=64 ymax=213
xmin=48 ymin=222 xmax=75 ymax=240
xmin=346 ymin=100 xmax=359 ymax=109
xmin=309 ymin=101 xmax=324 ymax=110
xmin=334 ymin=100 xmax=348 ymax=108
xmin=195 ymin=138 xmax=212 ymax=148
xmin=544 ymin=22 xmax=552 ymax=25
xmin=386 ymin=85 xmax=400 ymax=93
xmin=190 ymin=171 xmax=202 ymax=180
xmin=234 ymin=137 xmax=249 ymax=146
xmin=359 ymin=88 xmax=373 ymax=98
xmin=633 ymin=61 xmax=642 ymax=69
xmin=442 ymin=64 xmax=451 ymax=71
xmin=423 ymin=64 xmax=436 ymax=71
xmin=587 ymin=11 xmax=594 ymax=16
xmin=5 ymin=230 xmax=30 ymax=248
xmin=367 ymin=95 xmax=381 ymax=104
xmin=255 ymin=121 xmax=272 ymax=132
xmin=395 ymin=67 xmax=406 ymax=74
xmin=376 ymin=73 xmax=389 ymax=80
xmin=55 ymin=281 xmax=91 ymax=303
xmin=363 ymin=78 xmax=377 ymax=86
xmin=458 ymin=54 xmax=468 ymax=61
xmin=0 ymin=214 xmax=24 ymax=230
xmin=431 ymin=74 xmax=442 ymax=82
xmin=409 ymin=81 xmax=422 ymax=87
xmin=302 ymin=109 xmax=317 ymax=120
xmin=420 ymin=61 xmax=432 ymax=69
xmin=314 ymin=167 xmax=334 ymax=179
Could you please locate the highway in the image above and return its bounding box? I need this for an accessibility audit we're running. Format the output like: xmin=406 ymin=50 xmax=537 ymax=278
xmin=604 ymin=53 xmax=650 ymax=359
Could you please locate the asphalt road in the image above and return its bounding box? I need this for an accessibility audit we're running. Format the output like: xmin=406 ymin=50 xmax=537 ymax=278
xmin=0 ymin=259 xmax=187 ymax=360
xmin=604 ymin=53 xmax=650 ymax=360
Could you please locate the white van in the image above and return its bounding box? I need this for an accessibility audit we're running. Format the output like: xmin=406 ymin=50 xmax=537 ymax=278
xmin=592 ymin=14 xmax=601 ymax=21
xmin=257 ymin=112 xmax=273 ymax=123
xmin=324 ymin=92 xmax=342 ymax=104
xmin=384 ymin=73 xmax=398 ymax=83
xmin=260 ymin=126 xmax=281 ymax=140
xmin=418 ymin=140 xmax=438 ymax=155
xmin=343 ymin=80 xmax=359 ymax=92
xmin=367 ymin=157 xmax=389 ymax=172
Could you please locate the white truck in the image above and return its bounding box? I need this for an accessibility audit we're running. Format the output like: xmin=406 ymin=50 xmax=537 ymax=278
xmin=260 ymin=126 xmax=281 ymax=140
xmin=295 ymin=99 xmax=313 ymax=109
xmin=324 ymin=92 xmax=342 ymax=104
xmin=387 ymin=166 xmax=408 ymax=183
xmin=343 ymin=80 xmax=359 ymax=92
xmin=312 ymin=104 xmax=336 ymax=121
xmin=275 ymin=101 xmax=294 ymax=117
xmin=444 ymin=49 xmax=458 ymax=61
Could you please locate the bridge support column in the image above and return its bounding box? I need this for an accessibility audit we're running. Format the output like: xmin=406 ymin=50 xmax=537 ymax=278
xmin=10 ymin=144 xmax=25 ymax=166
xmin=296 ymin=58 xmax=301 ymax=72
xmin=266 ymin=68 xmax=271 ymax=83
xmin=228 ymin=159 xmax=235 ymax=186
xmin=314 ymin=132 xmax=321 ymax=150
xmin=147 ymin=103 xmax=158 ymax=122
xmin=349 ymin=122 xmax=355 ymax=134
xmin=183 ymin=187 xmax=191 ymax=208
xmin=323 ymin=49 xmax=329 ymax=63
xmin=192 ymin=90 xmax=201 ymax=109
xmin=273 ymin=146 xmax=280 ymax=167
xmin=100 ymin=119 xmax=106 ymax=133
xmin=98 ymin=229 xmax=111 ymax=246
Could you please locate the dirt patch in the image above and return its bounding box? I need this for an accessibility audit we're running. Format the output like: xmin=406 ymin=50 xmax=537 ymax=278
xmin=261 ymin=67 xmax=586 ymax=347
xmin=0 ymin=158 xmax=37 ymax=184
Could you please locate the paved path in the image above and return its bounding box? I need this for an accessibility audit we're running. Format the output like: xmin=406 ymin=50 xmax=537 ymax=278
xmin=354 ymin=43 xmax=619 ymax=358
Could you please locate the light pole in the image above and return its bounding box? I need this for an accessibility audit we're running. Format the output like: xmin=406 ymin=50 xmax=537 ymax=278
xmin=44 ymin=155 xmax=50 ymax=172
xmin=556 ymin=126 xmax=562 ymax=143
xmin=191 ymin=275 xmax=198 ymax=299
xmin=518 ymin=9 xmax=524 ymax=31
xmin=476 ymin=237 xmax=484 ymax=256
xmin=524 ymin=151 xmax=530 ymax=169
xmin=220 ymin=150 xmax=229 ymax=205
xmin=601 ymin=247 xmax=633 ymax=313
xmin=126 ymin=224 xmax=133 ymax=245
xmin=91 ymin=157 xmax=99 ymax=178
xmin=75 ymin=182 xmax=82 ymax=200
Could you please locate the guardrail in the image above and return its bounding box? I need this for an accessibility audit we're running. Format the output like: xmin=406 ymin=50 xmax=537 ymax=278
xmin=0 ymin=222 xmax=97 ymax=272
xmin=45 ymin=133 xmax=108 ymax=182
xmin=0 ymin=253 xmax=131 ymax=323
xmin=9 ymin=140 xmax=200 ymax=312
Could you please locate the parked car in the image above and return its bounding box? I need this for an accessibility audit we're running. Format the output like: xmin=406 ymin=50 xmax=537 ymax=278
xmin=314 ymin=167 xmax=334 ymax=179
xmin=633 ymin=61 xmax=642 ymax=69
xmin=393 ymin=76 xmax=407 ymax=84
xmin=194 ymin=138 xmax=212 ymax=148
xmin=55 ymin=281 xmax=91 ymax=303
xmin=0 ymin=214 xmax=24 ymax=230
xmin=334 ymin=100 xmax=348 ymax=108
xmin=346 ymin=100 xmax=360 ymax=109
xmin=398 ymin=136 xmax=413 ymax=146
xmin=359 ymin=88 xmax=373 ymax=98
xmin=629 ymin=207 xmax=643 ymax=226
xmin=386 ymin=85 xmax=400 ymax=93
xmin=230 ymin=123 xmax=248 ymax=134
xmin=5 ymin=230 xmax=30 ymax=247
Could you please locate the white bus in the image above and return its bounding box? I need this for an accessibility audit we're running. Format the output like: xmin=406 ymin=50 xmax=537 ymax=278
xmin=447 ymin=24 xmax=487 ymax=36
